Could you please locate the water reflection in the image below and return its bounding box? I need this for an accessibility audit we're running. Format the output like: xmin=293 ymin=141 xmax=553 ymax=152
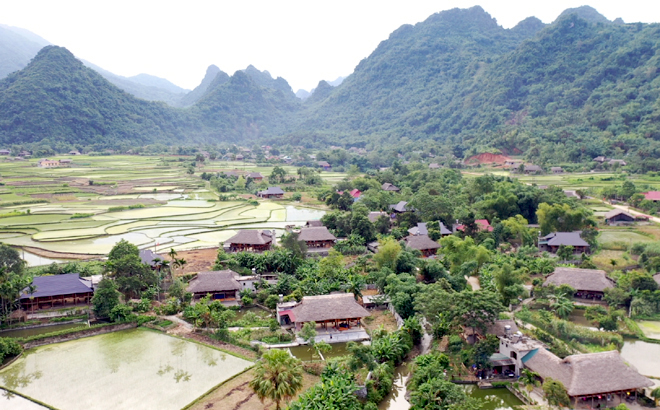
xmin=0 ymin=362 xmax=43 ymax=392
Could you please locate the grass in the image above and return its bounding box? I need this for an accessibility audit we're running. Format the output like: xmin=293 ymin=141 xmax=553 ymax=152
xmin=599 ymin=230 xmax=654 ymax=250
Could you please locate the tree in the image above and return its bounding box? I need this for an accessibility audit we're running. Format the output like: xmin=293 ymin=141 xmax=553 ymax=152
xmin=551 ymin=295 xmax=574 ymax=319
xmin=519 ymin=369 xmax=540 ymax=392
xmin=269 ymin=166 xmax=287 ymax=184
xmin=249 ymin=349 xmax=303 ymax=410
xmin=0 ymin=245 xmax=30 ymax=321
xmin=542 ymin=378 xmax=570 ymax=409
xmin=300 ymin=321 xmax=317 ymax=345
xmin=289 ymin=369 xmax=362 ymax=410
xmin=279 ymin=232 xmax=307 ymax=260
xmin=106 ymin=240 xmax=157 ymax=298
xmin=537 ymin=203 xmax=595 ymax=235
xmin=651 ymin=386 xmax=660 ymax=407
xmin=373 ymin=237 xmax=401 ymax=270
xmin=91 ymin=278 xmax=120 ymax=319
xmin=556 ymin=245 xmax=574 ymax=262
xmin=448 ymin=290 xmax=503 ymax=338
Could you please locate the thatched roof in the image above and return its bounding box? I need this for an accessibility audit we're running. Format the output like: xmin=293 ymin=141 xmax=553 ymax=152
xmin=305 ymin=220 xmax=323 ymax=227
xmin=298 ymin=226 xmax=337 ymax=242
xmin=381 ymin=183 xmax=400 ymax=191
xmin=139 ymin=249 xmax=160 ymax=266
xmin=290 ymin=294 xmax=370 ymax=322
xmin=225 ymin=230 xmax=273 ymax=245
xmin=187 ymin=270 xmax=240 ymax=294
xmin=541 ymin=232 xmax=590 ymax=247
xmin=604 ymin=209 xmax=634 ymax=220
xmin=368 ymin=211 xmax=388 ymax=223
xmin=408 ymin=223 xmax=428 ymax=236
xmin=20 ymin=273 xmax=93 ymax=299
xmin=403 ymin=235 xmax=440 ymax=251
xmin=247 ymin=172 xmax=263 ymax=178
xmin=543 ymin=267 xmax=614 ymax=292
xmin=389 ymin=201 xmax=409 ymax=213
xmin=524 ymin=349 xmax=652 ymax=396
xmin=258 ymin=187 xmax=284 ymax=195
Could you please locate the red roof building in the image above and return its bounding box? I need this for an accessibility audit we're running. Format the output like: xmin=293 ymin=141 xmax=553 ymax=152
xmin=455 ymin=219 xmax=493 ymax=233
xmin=642 ymin=191 xmax=660 ymax=201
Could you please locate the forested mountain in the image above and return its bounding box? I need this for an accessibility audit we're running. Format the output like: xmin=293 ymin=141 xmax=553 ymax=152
xmin=0 ymin=24 xmax=49 ymax=79
xmin=3 ymin=5 xmax=660 ymax=166
xmin=82 ymin=61 xmax=188 ymax=107
xmin=0 ymin=46 xmax=190 ymax=147
xmin=180 ymin=65 xmax=226 ymax=107
xmin=191 ymin=69 xmax=300 ymax=139
xmin=128 ymin=73 xmax=188 ymax=94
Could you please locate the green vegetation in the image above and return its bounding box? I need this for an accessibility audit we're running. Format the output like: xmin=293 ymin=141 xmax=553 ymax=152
xmin=249 ymin=349 xmax=304 ymax=410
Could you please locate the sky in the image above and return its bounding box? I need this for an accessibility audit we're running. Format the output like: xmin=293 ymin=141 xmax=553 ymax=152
xmin=2 ymin=1 xmax=660 ymax=92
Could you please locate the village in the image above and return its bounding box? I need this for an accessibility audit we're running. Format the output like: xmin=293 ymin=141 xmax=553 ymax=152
xmin=0 ymin=150 xmax=660 ymax=410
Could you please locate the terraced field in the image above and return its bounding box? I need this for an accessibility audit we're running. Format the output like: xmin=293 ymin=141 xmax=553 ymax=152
xmin=0 ymin=155 xmax=329 ymax=258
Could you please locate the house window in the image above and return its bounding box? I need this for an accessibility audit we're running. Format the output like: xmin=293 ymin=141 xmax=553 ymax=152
xmin=510 ymin=351 xmax=517 ymax=359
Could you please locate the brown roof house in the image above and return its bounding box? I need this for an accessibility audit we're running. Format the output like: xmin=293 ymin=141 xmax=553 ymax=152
xmin=20 ymin=273 xmax=94 ymax=312
xmin=187 ymin=270 xmax=241 ymax=304
xmin=317 ymin=161 xmax=331 ymax=171
xmin=523 ymin=349 xmax=652 ymax=407
xmin=538 ymin=231 xmax=590 ymax=254
xmin=403 ymin=234 xmax=440 ymax=257
xmin=257 ymin=187 xmax=285 ymax=199
xmin=604 ymin=209 xmax=635 ymax=226
xmin=247 ymin=172 xmax=263 ymax=181
xmin=279 ymin=294 xmax=371 ymax=336
xmin=368 ymin=211 xmax=389 ymax=223
xmin=305 ymin=220 xmax=323 ymax=228
xmin=381 ymin=183 xmax=400 ymax=192
xmin=543 ymin=267 xmax=614 ymax=300
xmin=224 ymin=230 xmax=274 ymax=252
xmin=298 ymin=226 xmax=337 ymax=249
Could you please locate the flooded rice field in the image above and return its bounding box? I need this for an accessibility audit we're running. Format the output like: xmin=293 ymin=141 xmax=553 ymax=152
xmin=0 ymin=323 xmax=87 ymax=339
xmin=0 ymin=328 xmax=252 ymax=410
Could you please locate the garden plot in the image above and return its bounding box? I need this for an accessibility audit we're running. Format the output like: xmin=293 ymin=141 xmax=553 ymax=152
xmin=0 ymin=329 xmax=253 ymax=410
xmin=599 ymin=230 xmax=653 ymax=246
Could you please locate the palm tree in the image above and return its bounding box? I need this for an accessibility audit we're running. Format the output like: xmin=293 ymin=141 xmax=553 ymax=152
xmin=651 ymin=386 xmax=660 ymax=407
xmin=551 ymin=295 xmax=574 ymax=319
xmin=249 ymin=349 xmax=303 ymax=410
xmin=168 ymin=248 xmax=178 ymax=262
xmin=345 ymin=274 xmax=365 ymax=301
xmin=519 ymin=369 xmax=540 ymax=392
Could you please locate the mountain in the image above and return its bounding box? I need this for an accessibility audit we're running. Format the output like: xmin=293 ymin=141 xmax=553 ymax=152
xmin=0 ymin=46 xmax=189 ymax=147
xmin=295 ymin=89 xmax=311 ymax=100
xmin=82 ymin=61 xmax=187 ymax=106
xmin=128 ymin=73 xmax=188 ymax=94
xmin=555 ymin=5 xmax=611 ymax=24
xmin=192 ymin=69 xmax=300 ymax=140
xmin=0 ymin=25 xmax=50 ymax=79
xmin=292 ymin=6 xmax=660 ymax=165
xmin=298 ymin=6 xmax=540 ymax=136
xmin=243 ymin=65 xmax=296 ymax=98
xmin=327 ymin=76 xmax=345 ymax=87
xmin=180 ymin=65 xmax=228 ymax=107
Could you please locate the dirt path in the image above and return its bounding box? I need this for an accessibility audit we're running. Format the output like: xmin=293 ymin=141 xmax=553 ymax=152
xmin=466 ymin=276 xmax=481 ymax=290
xmin=607 ymin=202 xmax=660 ymax=224
xmin=21 ymin=246 xmax=103 ymax=260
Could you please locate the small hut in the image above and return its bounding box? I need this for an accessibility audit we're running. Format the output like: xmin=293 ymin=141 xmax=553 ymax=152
xmin=403 ymin=235 xmax=440 ymax=257
xmin=284 ymin=294 xmax=370 ymax=331
xmin=224 ymin=230 xmax=274 ymax=252
xmin=186 ymin=270 xmax=241 ymax=303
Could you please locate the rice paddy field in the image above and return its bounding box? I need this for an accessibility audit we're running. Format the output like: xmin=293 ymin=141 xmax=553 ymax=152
xmin=0 ymin=155 xmax=329 ymax=257
xmin=0 ymin=328 xmax=253 ymax=410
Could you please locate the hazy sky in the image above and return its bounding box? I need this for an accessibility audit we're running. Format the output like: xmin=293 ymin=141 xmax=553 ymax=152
xmin=2 ymin=1 xmax=659 ymax=92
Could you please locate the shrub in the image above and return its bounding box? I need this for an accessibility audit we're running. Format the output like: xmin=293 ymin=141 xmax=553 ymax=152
xmin=265 ymin=295 xmax=280 ymax=310
xmin=241 ymin=296 xmax=254 ymax=306
xmin=0 ymin=337 xmax=22 ymax=362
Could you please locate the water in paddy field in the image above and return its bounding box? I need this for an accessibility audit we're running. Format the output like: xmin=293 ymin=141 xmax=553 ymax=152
xmin=18 ymin=250 xmax=67 ymax=267
xmin=0 ymin=389 xmax=48 ymax=409
xmin=621 ymin=338 xmax=660 ymax=378
xmin=284 ymin=206 xmax=326 ymax=221
xmin=0 ymin=323 xmax=87 ymax=339
xmin=0 ymin=328 xmax=253 ymax=410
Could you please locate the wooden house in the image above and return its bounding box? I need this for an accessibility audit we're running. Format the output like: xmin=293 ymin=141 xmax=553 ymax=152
xmin=257 ymin=187 xmax=285 ymax=199
xmin=604 ymin=209 xmax=635 ymax=226
xmin=317 ymin=161 xmax=331 ymax=171
xmin=403 ymin=234 xmax=440 ymax=257
xmin=224 ymin=230 xmax=274 ymax=252
xmin=298 ymin=226 xmax=337 ymax=248
xmin=538 ymin=232 xmax=590 ymax=254
xmin=543 ymin=267 xmax=614 ymax=300
xmin=246 ymin=172 xmax=263 ymax=181
xmin=186 ymin=270 xmax=241 ymax=303
xmin=19 ymin=273 xmax=94 ymax=312
xmin=524 ymin=349 xmax=652 ymax=408
xmin=278 ymin=294 xmax=370 ymax=331
xmin=381 ymin=183 xmax=400 ymax=192
xmin=551 ymin=167 xmax=564 ymax=174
